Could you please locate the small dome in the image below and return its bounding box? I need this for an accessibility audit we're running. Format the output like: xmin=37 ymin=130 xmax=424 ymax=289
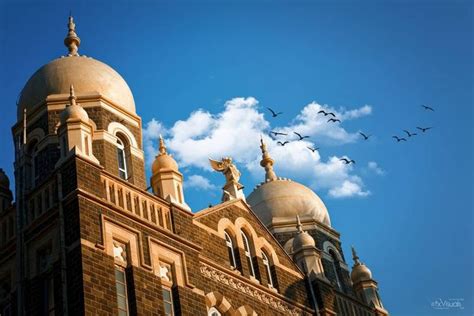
xmin=60 ymin=104 xmax=89 ymax=124
xmin=293 ymin=231 xmax=316 ymax=250
xmin=59 ymin=85 xmax=89 ymax=124
xmin=247 ymin=179 xmax=331 ymax=227
xmin=18 ymin=56 xmax=136 ymax=118
xmin=152 ymin=136 xmax=179 ymax=173
xmin=152 ymin=154 xmax=179 ymax=173
xmin=0 ymin=169 xmax=10 ymax=189
xmin=351 ymin=264 xmax=372 ymax=284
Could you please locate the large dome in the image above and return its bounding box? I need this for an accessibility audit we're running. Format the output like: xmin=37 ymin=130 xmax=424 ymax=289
xmin=247 ymin=179 xmax=331 ymax=227
xmin=18 ymin=55 xmax=135 ymax=118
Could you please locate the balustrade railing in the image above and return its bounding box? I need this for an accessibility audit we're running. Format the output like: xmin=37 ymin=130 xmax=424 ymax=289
xmin=101 ymin=175 xmax=172 ymax=231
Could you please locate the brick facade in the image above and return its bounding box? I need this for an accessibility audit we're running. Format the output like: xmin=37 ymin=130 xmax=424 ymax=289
xmin=0 ymin=30 xmax=388 ymax=315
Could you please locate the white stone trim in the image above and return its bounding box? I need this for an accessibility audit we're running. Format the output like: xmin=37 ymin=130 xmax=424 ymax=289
xmin=323 ymin=241 xmax=343 ymax=262
xmin=94 ymin=128 xmax=144 ymax=159
xmin=103 ymin=220 xmax=141 ymax=267
xmin=107 ymin=122 xmax=139 ymax=148
xmin=46 ymin=97 xmax=140 ymax=127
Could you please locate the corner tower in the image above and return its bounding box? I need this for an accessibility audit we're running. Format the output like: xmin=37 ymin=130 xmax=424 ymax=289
xmin=247 ymin=138 xmax=388 ymax=316
xmin=15 ymin=15 xmax=146 ymax=189
xmin=150 ymin=136 xmax=190 ymax=210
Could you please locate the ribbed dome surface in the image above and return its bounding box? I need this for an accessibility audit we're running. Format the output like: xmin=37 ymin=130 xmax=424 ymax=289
xmin=152 ymin=154 xmax=179 ymax=174
xmin=293 ymin=231 xmax=316 ymax=250
xmin=351 ymin=264 xmax=373 ymax=283
xmin=18 ymin=56 xmax=135 ymax=118
xmin=247 ymin=179 xmax=331 ymax=227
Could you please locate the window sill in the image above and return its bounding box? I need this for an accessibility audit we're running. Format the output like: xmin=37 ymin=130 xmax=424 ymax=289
xmin=249 ymin=276 xmax=260 ymax=284
xmin=230 ymin=267 xmax=242 ymax=276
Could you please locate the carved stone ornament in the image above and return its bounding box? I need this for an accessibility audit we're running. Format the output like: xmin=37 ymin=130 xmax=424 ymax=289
xmin=200 ymin=263 xmax=302 ymax=315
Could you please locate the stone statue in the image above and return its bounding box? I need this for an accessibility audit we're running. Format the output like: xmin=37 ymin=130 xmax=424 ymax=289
xmin=209 ymin=157 xmax=245 ymax=202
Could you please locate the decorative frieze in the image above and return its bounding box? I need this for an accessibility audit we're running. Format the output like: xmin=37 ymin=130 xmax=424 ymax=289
xmin=199 ymin=263 xmax=302 ymax=316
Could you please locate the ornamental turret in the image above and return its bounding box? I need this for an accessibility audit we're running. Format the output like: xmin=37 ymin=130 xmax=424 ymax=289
xmin=151 ymin=136 xmax=189 ymax=210
xmin=351 ymin=246 xmax=388 ymax=315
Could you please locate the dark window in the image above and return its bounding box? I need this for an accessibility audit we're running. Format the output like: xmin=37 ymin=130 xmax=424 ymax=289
xmin=241 ymin=231 xmax=256 ymax=278
xmin=262 ymin=251 xmax=274 ymax=287
xmin=115 ymin=267 xmax=129 ymax=316
xmin=224 ymin=232 xmax=237 ymax=268
xmin=162 ymin=287 xmax=174 ymax=316
xmin=116 ymin=137 xmax=128 ymax=180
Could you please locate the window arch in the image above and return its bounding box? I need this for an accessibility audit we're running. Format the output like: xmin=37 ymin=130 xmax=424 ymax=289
xmin=116 ymin=135 xmax=129 ymax=180
xmin=241 ymin=231 xmax=256 ymax=278
xmin=208 ymin=307 xmax=221 ymax=316
xmin=261 ymin=250 xmax=274 ymax=288
xmin=224 ymin=231 xmax=237 ymax=269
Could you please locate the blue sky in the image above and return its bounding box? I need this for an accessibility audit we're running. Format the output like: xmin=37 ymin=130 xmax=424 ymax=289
xmin=0 ymin=1 xmax=472 ymax=315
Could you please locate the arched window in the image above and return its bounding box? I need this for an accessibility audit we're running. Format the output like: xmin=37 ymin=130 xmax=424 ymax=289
xmin=329 ymin=249 xmax=342 ymax=290
xmin=224 ymin=231 xmax=237 ymax=268
xmin=261 ymin=251 xmax=274 ymax=287
xmin=241 ymin=231 xmax=255 ymax=278
xmin=208 ymin=307 xmax=221 ymax=316
xmin=116 ymin=136 xmax=128 ymax=180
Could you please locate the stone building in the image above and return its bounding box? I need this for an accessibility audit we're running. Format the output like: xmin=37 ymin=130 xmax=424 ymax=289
xmin=0 ymin=16 xmax=389 ymax=316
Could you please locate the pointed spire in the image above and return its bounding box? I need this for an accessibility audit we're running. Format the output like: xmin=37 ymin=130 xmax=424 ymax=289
xmin=158 ymin=134 xmax=168 ymax=156
xmin=296 ymin=215 xmax=303 ymax=233
xmin=64 ymin=15 xmax=81 ymax=56
xmin=352 ymin=245 xmax=361 ymax=265
xmin=68 ymin=85 xmax=77 ymax=107
xmin=259 ymin=137 xmax=277 ymax=181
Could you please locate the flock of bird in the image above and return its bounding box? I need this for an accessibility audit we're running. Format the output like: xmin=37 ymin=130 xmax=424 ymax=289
xmin=265 ymin=104 xmax=434 ymax=166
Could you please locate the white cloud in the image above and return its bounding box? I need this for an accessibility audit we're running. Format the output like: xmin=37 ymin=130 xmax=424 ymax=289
xmin=329 ymin=180 xmax=371 ymax=198
xmin=367 ymin=161 xmax=385 ymax=175
xmin=276 ymin=102 xmax=372 ymax=144
xmin=340 ymin=105 xmax=372 ymax=120
xmin=144 ymin=98 xmax=373 ymax=198
xmin=168 ymin=97 xmax=268 ymax=169
xmin=186 ymin=175 xmax=218 ymax=191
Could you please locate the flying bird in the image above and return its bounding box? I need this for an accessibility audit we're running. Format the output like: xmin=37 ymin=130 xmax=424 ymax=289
xmin=392 ymin=136 xmax=407 ymax=142
xmin=403 ymin=130 xmax=417 ymax=137
xmin=421 ymin=105 xmax=435 ymax=111
xmin=270 ymin=131 xmax=288 ymax=136
xmin=417 ymin=126 xmax=433 ymax=133
xmin=359 ymin=132 xmax=371 ymax=140
xmin=317 ymin=110 xmax=336 ymax=117
xmin=294 ymin=132 xmax=310 ymax=140
xmin=266 ymin=107 xmax=283 ymax=117
xmin=307 ymin=146 xmax=320 ymax=152
xmin=340 ymin=158 xmax=356 ymax=164
xmin=277 ymin=141 xmax=290 ymax=146
xmin=328 ymin=118 xmax=341 ymax=123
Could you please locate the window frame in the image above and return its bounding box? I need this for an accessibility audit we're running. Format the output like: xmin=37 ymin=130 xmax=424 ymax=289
xmin=161 ymin=286 xmax=174 ymax=316
xmin=329 ymin=249 xmax=342 ymax=290
xmin=116 ymin=136 xmax=128 ymax=180
xmin=208 ymin=307 xmax=222 ymax=316
xmin=224 ymin=231 xmax=237 ymax=269
xmin=114 ymin=266 xmax=130 ymax=316
xmin=261 ymin=251 xmax=274 ymax=288
xmin=241 ymin=231 xmax=256 ymax=278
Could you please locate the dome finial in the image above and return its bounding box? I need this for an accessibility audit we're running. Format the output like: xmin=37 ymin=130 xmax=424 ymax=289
xmin=68 ymin=84 xmax=77 ymax=107
xmin=259 ymin=137 xmax=277 ymax=181
xmin=352 ymin=245 xmax=361 ymax=265
xmin=296 ymin=215 xmax=303 ymax=233
xmin=64 ymin=15 xmax=81 ymax=56
xmin=159 ymin=134 xmax=168 ymax=156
